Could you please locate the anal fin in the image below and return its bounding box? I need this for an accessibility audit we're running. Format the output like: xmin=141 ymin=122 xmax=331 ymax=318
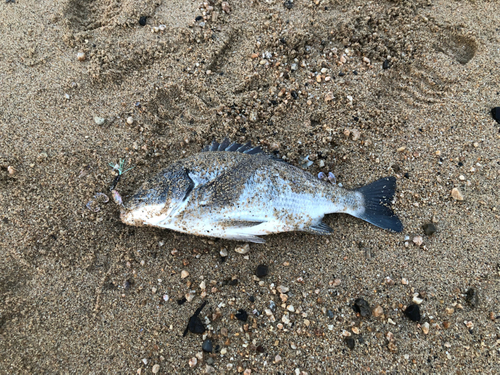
xmin=308 ymin=221 xmax=334 ymax=235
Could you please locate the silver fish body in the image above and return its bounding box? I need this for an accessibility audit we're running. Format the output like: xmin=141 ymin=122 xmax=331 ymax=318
xmin=119 ymin=141 xmax=403 ymax=243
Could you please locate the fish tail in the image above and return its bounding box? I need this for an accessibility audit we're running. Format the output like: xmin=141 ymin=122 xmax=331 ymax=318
xmin=355 ymin=177 xmax=403 ymax=232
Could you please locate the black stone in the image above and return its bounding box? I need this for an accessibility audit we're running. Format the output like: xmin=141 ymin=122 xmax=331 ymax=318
xmin=235 ymin=309 xmax=248 ymax=321
xmin=353 ymin=70 xmax=358 ymax=75
xmin=491 ymin=107 xmax=500 ymax=124
xmin=404 ymin=304 xmax=421 ymax=322
xmin=228 ymin=279 xmax=239 ymax=286
xmin=339 ymin=72 xmax=345 ymax=76
xmin=183 ymin=301 xmax=207 ymax=336
xmin=195 ymin=15 xmax=203 ymax=21
xmin=177 ymin=297 xmax=187 ymax=305
xmin=291 ymin=90 xmax=298 ymax=99
xmin=422 ymin=223 xmax=437 ymax=236
xmin=202 ymin=339 xmax=213 ymax=353
xmin=255 ymin=264 xmax=269 ymax=278
xmin=383 ymin=59 xmax=390 ymax=69
xmin=284 ymin=0 xmax=293 ymax=9
xmin=465 ymin=288 xmax=479 ymax=308
xmin=404 ymin=172 xmax=410 ymax=179
xmin=138 ymin=16 xmax=147 ymax=26
xmin=249 ymin=295 xmax=255 ymax=303
xmin=280 ymin=38 xmax=287 ymax=44
xmin=326 ymin=310 xmax=334 ymax=319
xmin=352 ymin=298 xmax=371 ymax=317
xmin=345 ymin=337 xmax=355 ymax=350
xmin=256 ymin=345 xmax=265 ymax=353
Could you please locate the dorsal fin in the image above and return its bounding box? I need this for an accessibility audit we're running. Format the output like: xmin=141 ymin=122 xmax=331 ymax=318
xmin=202 ymin=138 xmax=263 ymax=155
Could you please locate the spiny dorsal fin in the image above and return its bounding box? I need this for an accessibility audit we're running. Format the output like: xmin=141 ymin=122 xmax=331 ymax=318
xmin=202 ymin=138 xmax=263 ymax=155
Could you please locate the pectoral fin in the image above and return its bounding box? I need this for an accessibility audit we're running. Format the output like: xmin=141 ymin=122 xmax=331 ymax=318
xmin=307 ymin=221 xmax=334 ymax=235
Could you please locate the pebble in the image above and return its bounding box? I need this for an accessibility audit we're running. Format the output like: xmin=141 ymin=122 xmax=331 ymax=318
xmin=152 ymin=364 xmax=160 ymax=374
xmin=189 ymin=357 xmax=197 ymax=368
xmin=401 ymin=278 xmax=408 ymax=285
xmin=181 ymin=270 xmax=189 ymax=279
xmin=139 ymin=16 xmax=147 ymax=26
xmin=413 ymin=236 xmax=423 ymax=246
xmin=244 ymin=369 xmax=251 ymax=375
xmin=445 ymin=307 xmax=454 ymax=315
xmin=77 ymin=51 xmax=86 ymax=61
xmin=7 ymin=166 xmax=15 ymax=175
xmin=291 ymin=63 xmax=298 ymax=71
xmin=202 ymin=339 xmax=213 ymax=352
xmin=465 ymin=288 xmax=479 ymax=308
xmin=422 ymin=223 xmax=437 ymax=236
xmin=451 ymin=188 xmax=464 ymax=201
xmin=126 ymin=116 xmax=134 ymax=125
xmin=235 ymin=244 xmax=250 ymax=254
xmin=274 ymin=354 xmax=282 ymax=363
xmin=412 ymin=293 xmax=424 ymax=305
xmin=255 ymin=264 xmax=269 ymax=278
xmin=235 ymin=309 xmax=248 ymax=321
xmin=491 ymin=107 xmax=500 ymax=124
xmin=277 ymin=285 xmax=289 ymax=294
xmin=352 ymin=298 xmax=371 ymax=317
xmin=287 ymin=305 xmax=295 ymax=312
xmin=372 ymin=305 xmax=384 ymax=318
xmin=220 ymin=248 xmax=228 ymax=257
xmin=404 ymin=304 xmax=421 ymax=322
xmin=421 ymin=322 xmax=430 ymax=334
xmin=383 ymin=59 xmax=390 ymax=69
xmin=94 ymin=116 xmax=105 ymax=125
xmin=326 ymin=310 xmax=334 ymax=319
xmin=351 ymin=327 xmax=360 ymax=335
xmin=345 ymin=337 xmax=355 ymax=350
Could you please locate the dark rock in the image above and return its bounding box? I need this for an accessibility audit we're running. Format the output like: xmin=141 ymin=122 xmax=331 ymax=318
xmin=353 ymin=70 xmax=358 ymax=75
xmin=249 ymin=295 xmax=255 ymax=303
xmin=138 ymin=16 xmax=147 ymax=26
xmin=491 ymin=107 xmax=500 ymax=124
xmin=195 ymin=15 xmax=203 ymax=21
xmin=177 ymin=297 xmax=187 ymax=305
xmin=235 ymin=309 xmax=248 ymax=322
xmin=339 ymin=71 xmax=345 ymax=77
xmin=352 ymin=298 xmax=371 ymax=317
xmin=326 ymin=310 xmax=334 ymax=319
xmin=202 ymin=339 xmax=213 ymax=353
xmin=345 ymin=337 xmax=355 ymax=350
xmin=228 ymin=279 xmax=238 ymax=286
xmin=465 ymin=288 xmax=479 ymax=308
xmin=404 ymin=172 xmax=410 ymax=179
xmin=284 ymin=0 xmax=293 ymax=9
xmin=255 ymin=264 xmax=269 ymax=278
xmin=404 ymin=304 xmax=421 ymax=322
xmin=291 ymin=90 xmax=298 ymax=99
xmin=383 ymin=60 xmax=390 ymax=69
xmin=256 ymin=345 xmax=265 ymax=353
xmin=183 ymin=301 xmax=207 ymax=336
xmin=423 ymin=223 xmax=437 ymax=236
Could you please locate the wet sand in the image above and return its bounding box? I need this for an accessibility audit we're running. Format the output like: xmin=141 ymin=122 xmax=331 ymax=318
xmin=1 ymin=0 xmax=499 ymax=373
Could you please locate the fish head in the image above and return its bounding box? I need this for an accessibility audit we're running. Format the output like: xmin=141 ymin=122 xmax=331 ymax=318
xmin=119 ymin=166 xmax=194 ymax=227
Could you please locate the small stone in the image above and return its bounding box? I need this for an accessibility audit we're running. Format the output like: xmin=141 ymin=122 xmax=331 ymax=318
xmin=372 ymin=305 xmax=384 ymax=318
xmin=352 ymin=327 xmax=360 ymax=335
xmin=235 ymin=244 xmax=250 ymax=254
xmin=352 ymin=298 xmax=371 ymax=317
xmin=181 ymin=270 xmax=189 ymax=279
xmin=382 ymin=59 xmax=390 ymax=69
xmin=243 ymin=369 xmax=251 ymax=375
xmin=283 ymin=0 xmax=294 ymax=9
xmin=163 ymin=294 xmax=169 ymax=302
xmin=220 ymin=248 xmax=228 ymax=257
xmin=189 ymin=357 xmax=197 ymax=368
xmin=277 ymin=285 xmax=289 ymax=294
xmin=413 ymin=236 xmax=423 ymax=246
xmin=351 ymin=129 xmax=361 ymax=141
xmin=421 ymin=322 xmax=430 ymax=335
xmin=465 ymin=288 xmax=479 ymax=308
xmin=401 ymin=278 xmax=408 ymax=285
xmin=126 ymin=116 xmax=134 ymax=125
xmin=491 ymin=107 xmax=500 ymax=124
xmin=345 ymin=337 xmax=355 ymax=350
xmin=221 ymin=1 xmax=231 ymax=12
xmin=443 ymin=321 xmax=450 ymax=329
xmin=202 ymin=339 xmax=213 ymax=353
xmin=77 ymin=51 xmax=86 ymax=61
xmin=274 ymin=354 xmax=282 ymax=363
xmin=235 ymin=309 xmax=248 ymax=321
xmin=94 ymin=116 xmax=105 ymax=125
xmin=412 ymin=293 xmax=424 ymax=305
xmin=422 ymin=223 xmax=437 ymax=236
xmin=324 ymin=92 xmax=334 ymax=102
xmin=404 ymin=304 xmax=421 ymax=322
xmin=451 ymin=188 xmax=464 ymax=201
xmin=445 ymin=307 xmax=454 ymax=315
xmin=255 ymin=264 xmax=268 ymax=278
xmin=287 ymin=305 xmax=295 ymax=312
xmin=152 ymin=364 xmax=160 ymax=374
xmin=362 ymin=56 xmax=370 ymax=64
xmin=7 ymin=166 xmax=15 ymax=175
xmin=326 ymin=310 xmax=334 ymax=319
xmin=387 ymin=342 xmax=397 ymax=353
xmin=465 ymin=320 xmax=474 ymax=329
xmin=387 ymin=318 xmax=396 ymax=325
xmin=139 ymin=16 xmax=147 ymax=26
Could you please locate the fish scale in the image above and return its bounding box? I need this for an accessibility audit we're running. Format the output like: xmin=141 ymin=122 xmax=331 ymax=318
xmin=116 ymin=139 xmax=403 ymax=243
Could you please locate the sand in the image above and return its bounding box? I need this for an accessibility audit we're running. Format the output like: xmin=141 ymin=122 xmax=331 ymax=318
xmin=1 ymin=0 xmax=499 ymax=373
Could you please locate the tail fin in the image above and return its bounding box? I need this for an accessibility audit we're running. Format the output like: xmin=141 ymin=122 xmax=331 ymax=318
xmin=355 ymin=177 xmax=403 ymax=232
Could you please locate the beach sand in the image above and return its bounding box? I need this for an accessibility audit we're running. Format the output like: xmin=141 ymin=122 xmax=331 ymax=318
xmin=1 ymin=0 xmax=499 ymax=373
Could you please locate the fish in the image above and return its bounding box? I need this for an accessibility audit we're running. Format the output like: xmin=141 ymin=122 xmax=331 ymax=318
xmin=115 ymin=139 xmax=403 ymax=243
